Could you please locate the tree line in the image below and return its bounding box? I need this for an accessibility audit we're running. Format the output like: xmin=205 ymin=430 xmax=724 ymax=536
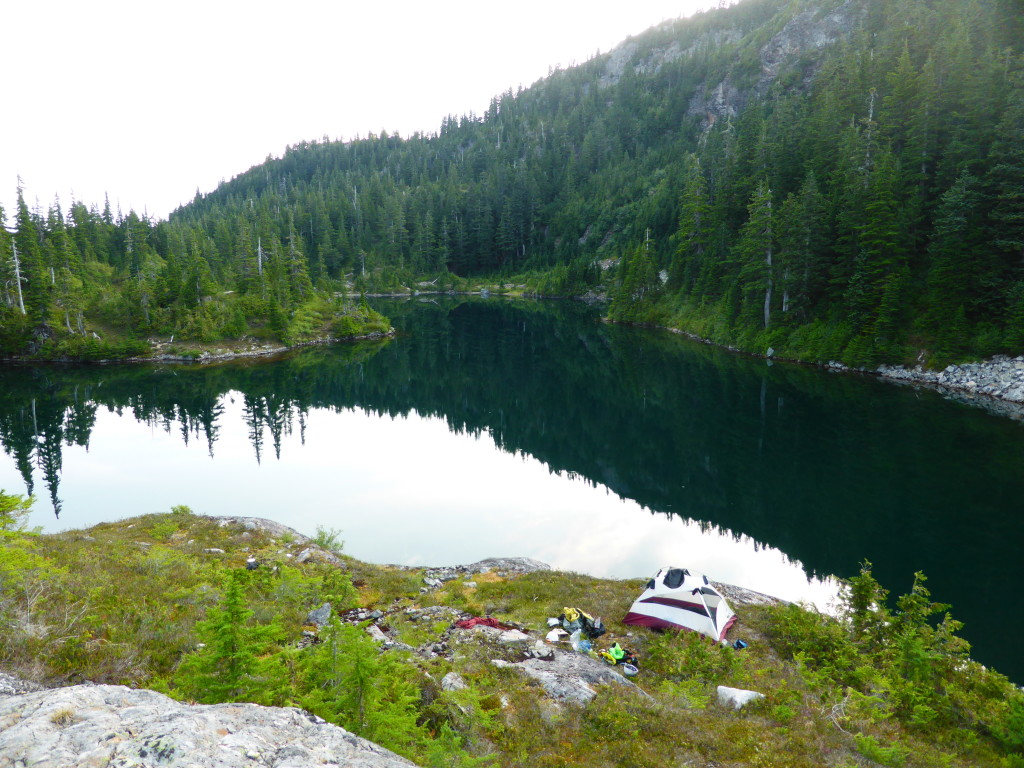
xmin=2 ymin=0 xmax=1022 ymax=364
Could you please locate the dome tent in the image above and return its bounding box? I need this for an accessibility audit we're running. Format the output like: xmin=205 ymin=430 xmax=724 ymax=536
xmin=623 ymin=567 xmax=736 ymax=642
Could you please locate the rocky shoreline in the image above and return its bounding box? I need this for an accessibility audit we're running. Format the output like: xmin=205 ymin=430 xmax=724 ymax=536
xmin=875 ymin=355 xmax=1024 ymax=422
xmin=135 ymin=329 xmax=395 ymax=365
xmin=666 ymin=323 xmax=1024 ymax=422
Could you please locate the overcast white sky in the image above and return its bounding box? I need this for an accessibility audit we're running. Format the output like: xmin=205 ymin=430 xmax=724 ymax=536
xmin=1 ymin=1 xmax=727 ymax=223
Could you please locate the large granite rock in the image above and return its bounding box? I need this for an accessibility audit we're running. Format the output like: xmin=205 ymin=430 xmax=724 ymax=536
xmin=0 ymin=684 xmax=417 ymax=768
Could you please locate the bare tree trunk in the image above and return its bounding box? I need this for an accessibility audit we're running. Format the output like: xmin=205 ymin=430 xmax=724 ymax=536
xmin=763 ymin=197 xmax=774 ymax=329
xmin=12 ymin=241 xmax=26 ymax=315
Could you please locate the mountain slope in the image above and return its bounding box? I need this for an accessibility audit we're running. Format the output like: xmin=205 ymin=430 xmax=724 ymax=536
xmin=3 ymin=0 xmax=1022 ymax=364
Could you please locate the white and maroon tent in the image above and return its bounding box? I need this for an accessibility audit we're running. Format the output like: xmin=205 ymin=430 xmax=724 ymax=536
xmin=623 ymin=567 xmax=736 ymax=642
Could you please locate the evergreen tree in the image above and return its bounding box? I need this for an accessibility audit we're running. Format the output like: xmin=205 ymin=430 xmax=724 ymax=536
xmin=734 ymin=180 xmax=775 ymax=329
xmin=923 ymin=173 xmax=989 ymax=353
xmin=298 ymin=620 xmax=427 ymax=759
xmin=669 ymin=155 xmax=713 ymax=295
xmin=171 ymin=569 xmax=281 ymax=704
xmin=286 ymin=214 xmax=313 ymax=302
xmin=776 ymin=171 xmax=828 ymax=321
xmin=13 ymin=184 xmax=50 ymax=325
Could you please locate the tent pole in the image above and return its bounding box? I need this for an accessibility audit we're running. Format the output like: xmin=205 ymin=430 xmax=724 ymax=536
xmin=693 ymin=588 xmax=718 ymax=639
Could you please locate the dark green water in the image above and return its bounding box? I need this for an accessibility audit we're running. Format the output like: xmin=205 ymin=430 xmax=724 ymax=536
xmin=2 ymin=297 xmax=1023 ymax=680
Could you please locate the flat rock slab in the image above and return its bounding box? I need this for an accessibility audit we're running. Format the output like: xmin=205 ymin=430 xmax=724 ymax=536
xmin=214 ymin=516 xmax=311 ymax=543
xmin=493 ymin=644 xmax=648 ymax=705
xmin=0 ymin=684 xmax=418 ymax=768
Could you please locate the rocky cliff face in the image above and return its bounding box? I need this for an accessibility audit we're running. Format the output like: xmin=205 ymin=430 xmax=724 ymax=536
xmin=598 ymin=0 xmax=864 ymax=128
xmin=0 ymin=683 xmax=418 ymax=768
xmin=690 ymin=0 xmax=864 ymax=125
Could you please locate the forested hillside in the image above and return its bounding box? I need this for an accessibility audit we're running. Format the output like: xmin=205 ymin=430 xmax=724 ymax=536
xmin=3 ymin=0 xmax=1023 ymax=364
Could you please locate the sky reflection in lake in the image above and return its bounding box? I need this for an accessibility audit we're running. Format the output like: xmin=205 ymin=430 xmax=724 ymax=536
xmin=9 ymin=395 xmax=838 ymax=609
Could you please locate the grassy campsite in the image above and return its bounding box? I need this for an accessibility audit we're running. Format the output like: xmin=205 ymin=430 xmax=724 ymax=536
xmin=2 ymin=499 xmax=1023 ymax=767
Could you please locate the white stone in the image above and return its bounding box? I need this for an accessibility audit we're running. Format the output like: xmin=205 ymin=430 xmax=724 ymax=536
xmin=441 ymin=672 xmax=468 ymax=692
xmin=716 ymin=685 xmax=766 ymax=709
xmin=497 ymin=629 xmax=532 ymax=644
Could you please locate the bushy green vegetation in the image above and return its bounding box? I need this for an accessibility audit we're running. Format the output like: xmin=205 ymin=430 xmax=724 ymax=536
xmin=0 ymin=191 xmax=392 ymax=360
xmin=2 ymin=493 xmax=1022 ymax=766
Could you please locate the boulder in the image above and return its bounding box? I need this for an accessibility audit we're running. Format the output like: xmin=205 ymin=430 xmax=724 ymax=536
xmin=441 ymin=672 xmax=468 ymax=692
xmin=0 ymin=684 xmax=418 ymax=767
xmin=716 ymin=685 xmax=766 ymax=709
xmin=305 ymin=602 xmax=332 ymax=627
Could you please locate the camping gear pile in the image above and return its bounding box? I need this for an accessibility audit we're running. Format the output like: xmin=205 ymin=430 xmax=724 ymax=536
xmin=545 ymin=606 xmax=640 ymax=675
xmin=541 ymin=567 xmax=741 ymax=680
xmin=545 ymin=606 xmax=605 ymax=649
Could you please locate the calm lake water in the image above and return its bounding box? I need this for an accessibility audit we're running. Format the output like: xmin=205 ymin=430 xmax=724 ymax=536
xmin=3 ymin=298 xmax=1023 ymax=681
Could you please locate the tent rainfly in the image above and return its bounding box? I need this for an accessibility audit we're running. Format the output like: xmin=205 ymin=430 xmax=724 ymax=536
xmin=623 ymin=567 xmax=737 ymax=642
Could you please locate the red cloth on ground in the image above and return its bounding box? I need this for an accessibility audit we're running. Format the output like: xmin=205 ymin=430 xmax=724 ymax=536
xmin=454 ymin=617 xmax=517 ymax=631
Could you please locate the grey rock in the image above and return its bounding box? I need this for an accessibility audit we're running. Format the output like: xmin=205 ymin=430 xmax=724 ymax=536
xmin=215 ymin=516 xmax=310 ymax=542
xmin=305 ymin=602 xmax=332 ymax=627
xmin=717 ymin=685 xmax=766 ymax=709
xmin=0 ymin=673 xmax=43 ymax=697
xmin=497 ymin=629 xmax=532 ymax=644
xmin=440 ymin=672 xmax=468 ymax=692
xmin=461 ymin=557 xmax=550 ymax=575
xmin=492 ymin=645 xmax=647 ymax=705
xmin=0 ymin=683 xmax=417 ymax=767
xmin=366 ymin=624 xmax=388 ymax=643
xmin=877 ymin=357 xmax=1024 ymax=422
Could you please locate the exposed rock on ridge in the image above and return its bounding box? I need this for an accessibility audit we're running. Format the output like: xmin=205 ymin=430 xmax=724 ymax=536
xmin=687 ymin=0 xmax=864 ymax=126
xmin=758 ymin=0 xmax=863 ymax=83
xmin=0 ymin=684 xmax=418 ymax=768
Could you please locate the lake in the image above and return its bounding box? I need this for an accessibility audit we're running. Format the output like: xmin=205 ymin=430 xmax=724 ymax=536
xmin=2 ymin=297 xmax=1023 ymax=681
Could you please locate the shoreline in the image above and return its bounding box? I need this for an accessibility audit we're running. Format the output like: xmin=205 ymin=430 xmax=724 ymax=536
xmin=874 ymin=356 xmax=1024 ymax=421
xmin=1 ymin=329 xmax=395 ymax=367
xmin=662 ymin=325 xmax=1024 ymax=422
xmin=135 ymin=329 xmax=395 ymax=365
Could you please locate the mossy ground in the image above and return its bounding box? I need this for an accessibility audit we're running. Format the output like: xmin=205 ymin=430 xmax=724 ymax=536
xmin=1 ymin=506 xmax=1020 ymax=767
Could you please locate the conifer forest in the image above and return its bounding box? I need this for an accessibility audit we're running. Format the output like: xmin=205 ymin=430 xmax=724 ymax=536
xmin=1 ymin=0 xmax=1022 ymax=366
